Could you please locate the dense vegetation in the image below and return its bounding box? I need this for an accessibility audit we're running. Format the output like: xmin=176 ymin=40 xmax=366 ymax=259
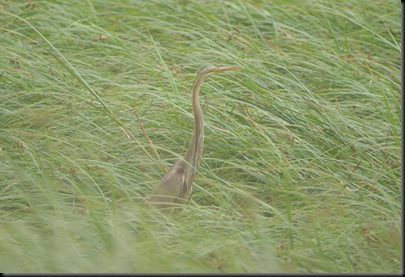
xmin=0 ymin=0 xmax=401 ymax=273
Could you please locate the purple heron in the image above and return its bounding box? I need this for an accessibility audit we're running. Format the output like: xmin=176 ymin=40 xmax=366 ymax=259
xmin=148 ymin=65 xmax=240 ymax=209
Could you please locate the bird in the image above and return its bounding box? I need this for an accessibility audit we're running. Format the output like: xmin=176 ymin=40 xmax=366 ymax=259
xmin=148 ymin=65 xmax=240 ymax=210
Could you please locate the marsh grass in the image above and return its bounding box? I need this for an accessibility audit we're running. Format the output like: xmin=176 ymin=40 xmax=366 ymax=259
xmin=0 ymin=0 xmax=401 ymax=273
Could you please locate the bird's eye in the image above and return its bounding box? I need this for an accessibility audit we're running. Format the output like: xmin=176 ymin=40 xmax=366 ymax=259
xmin=200 ymin=66 xmax=212 ymax=72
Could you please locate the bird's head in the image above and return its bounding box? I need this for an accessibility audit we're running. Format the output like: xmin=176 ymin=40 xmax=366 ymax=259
xmin=198 ymin=65 xmax=241 ymax=78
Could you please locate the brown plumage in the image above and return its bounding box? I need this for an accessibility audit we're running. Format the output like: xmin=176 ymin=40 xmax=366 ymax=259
xmin=148 ymin=65 xmax=240 ymax=210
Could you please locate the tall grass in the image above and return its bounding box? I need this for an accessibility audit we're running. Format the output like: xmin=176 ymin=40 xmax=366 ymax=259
xmin=0 ymin=0 xmax=401 ymax=273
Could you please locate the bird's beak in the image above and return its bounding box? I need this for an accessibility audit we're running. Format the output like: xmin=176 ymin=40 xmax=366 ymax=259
xmin=210 ymin=65 xmax=241 ymax=73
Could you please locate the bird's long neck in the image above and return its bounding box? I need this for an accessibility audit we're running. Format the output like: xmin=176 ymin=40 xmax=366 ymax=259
xmin=184 ymin=73 xmax=205 ymax=173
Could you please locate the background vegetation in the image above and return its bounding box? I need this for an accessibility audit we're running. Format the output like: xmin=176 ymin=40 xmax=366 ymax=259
xmin=0 ymin=0 xmax=401 ymax=273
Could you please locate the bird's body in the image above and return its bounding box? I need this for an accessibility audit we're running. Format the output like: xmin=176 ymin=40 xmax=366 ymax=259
xmin=147 ymin=159 xmax=190 ymax=209
xmin=148 ymin=65 xmax=240 ymax=210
